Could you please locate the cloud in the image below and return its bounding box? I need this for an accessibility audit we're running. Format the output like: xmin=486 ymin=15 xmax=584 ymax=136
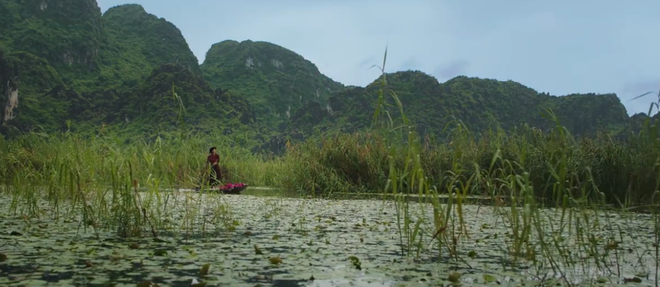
xmin=620 ymin=80 xmax=660 ymax=114
xmin=358 ymin=56 xmax=377 ymax=68
xmin=433 ymin=60 xmax=470 ymax=80
xmin=398 ymin=57 xmax=419 ymax=71
xmin=622 ymin=80 xmax=659 ymax=97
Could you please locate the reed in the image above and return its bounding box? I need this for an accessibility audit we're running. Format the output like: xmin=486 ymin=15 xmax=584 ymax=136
xmin=1 ymin=50 xmax=659 ymax=285
xmin=355 ymin=48 xmax=660 ymax=285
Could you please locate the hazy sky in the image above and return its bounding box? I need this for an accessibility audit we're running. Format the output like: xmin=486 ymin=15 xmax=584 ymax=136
xmin=97 ymin=0 xmax=660 ymax=116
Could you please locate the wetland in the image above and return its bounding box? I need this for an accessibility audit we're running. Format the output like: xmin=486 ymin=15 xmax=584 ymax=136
xmin=1 ymin=190 xmax=658 ymax=286
xmin=1 ymin=71 xmax=660 ymax=286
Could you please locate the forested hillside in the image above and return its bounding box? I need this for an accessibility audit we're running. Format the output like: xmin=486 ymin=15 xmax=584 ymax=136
xmin=0 ymin=0 xmax=654 ymax=153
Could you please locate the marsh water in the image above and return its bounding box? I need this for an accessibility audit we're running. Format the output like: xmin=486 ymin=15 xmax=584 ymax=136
xmin=0 ymin=188 xmax=658 ymax=286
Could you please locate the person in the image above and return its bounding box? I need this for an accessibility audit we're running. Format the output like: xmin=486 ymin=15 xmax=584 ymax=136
xmin=207 ymin=147 xmax=222 ymax=186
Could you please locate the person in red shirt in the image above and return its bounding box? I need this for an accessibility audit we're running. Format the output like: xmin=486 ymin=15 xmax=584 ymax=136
xmin=207 ymin=147 xmax=222 ymax=186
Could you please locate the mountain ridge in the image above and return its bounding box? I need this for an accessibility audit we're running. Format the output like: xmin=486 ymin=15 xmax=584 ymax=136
xmin=0 ymin=0 xmax=655 ymax=153
xmin=275 ymin=69 xmax=634 ymax=153
xmin=200 ymin=39 xmax=345 ymax=131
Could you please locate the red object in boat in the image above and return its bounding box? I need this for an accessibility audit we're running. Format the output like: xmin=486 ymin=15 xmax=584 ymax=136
xmin=218 ymin=182 xmax=249 ymax=194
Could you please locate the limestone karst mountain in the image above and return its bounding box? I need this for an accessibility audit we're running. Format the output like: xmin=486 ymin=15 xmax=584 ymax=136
xmin=0 ymin=0 xmax=652 ymax=152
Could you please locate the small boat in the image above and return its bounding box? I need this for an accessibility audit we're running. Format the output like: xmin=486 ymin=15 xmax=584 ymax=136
xmin=193 ymin=183 xmax=249 ymax=194
xmin=218 ymin=183 xmax=249 ymax=195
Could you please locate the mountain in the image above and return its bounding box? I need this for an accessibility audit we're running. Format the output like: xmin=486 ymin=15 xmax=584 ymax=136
xmin=0 ymin=0 xmax=104 ymax=82
xmin=0 ymin=0 xmax=654 ymax=153
xmin=200 ymin=40 xmax=345 ymax=131
xmin=98 ymin=4 xmax=201 ymax=87
xmin=277 ymin=70 xmax=632 ymax=152
xmin=0 ymin=0 xmax=258 ymax=138
xmin=0 ymin=46 xmax=72 ymax=132
xmin=101 ymin=62 xmax=261 ymax=145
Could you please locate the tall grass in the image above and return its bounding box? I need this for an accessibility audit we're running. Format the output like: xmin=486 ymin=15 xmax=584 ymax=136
xmin=278 ymin=114 xmax=660 ymax=204
xmin=1 ymin=50 xmax=660 ymax=284
xmin=0 ymin=117 xmax=283 ymax=239
xmin=336 ymin=48 xmax=660 ymax=285
xmin=0 ymin=81 xmax=288 ymax=238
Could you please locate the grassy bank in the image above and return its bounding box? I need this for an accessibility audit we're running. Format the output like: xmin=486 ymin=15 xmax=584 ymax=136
xmin=280 ymin=122 xmax=660 ymax=205
xmin=1 ymin=79 xmax=659 ymax=223
xmin=2 ymin=115 xmax=658 ymax=208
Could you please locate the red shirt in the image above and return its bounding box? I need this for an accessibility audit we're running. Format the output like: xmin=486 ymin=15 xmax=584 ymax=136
xmin=207 ymin=154 xmax=219 ymax=165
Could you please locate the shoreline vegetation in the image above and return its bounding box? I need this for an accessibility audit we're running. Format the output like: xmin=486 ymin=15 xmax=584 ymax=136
xmin=2 ymin=50 xmax=660 ymax=286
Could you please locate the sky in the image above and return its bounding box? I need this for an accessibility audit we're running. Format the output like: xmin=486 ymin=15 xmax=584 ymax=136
xmin=96 ymin=0 xmax=660 ymax=116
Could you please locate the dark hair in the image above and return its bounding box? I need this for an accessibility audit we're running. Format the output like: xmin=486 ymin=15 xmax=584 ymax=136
xmin=209 ymin=147 xmax=216 ymax=154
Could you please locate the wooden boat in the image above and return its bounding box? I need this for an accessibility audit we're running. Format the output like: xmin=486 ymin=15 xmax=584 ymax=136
xmin=219 ymin=184 xmax=248 ymax=194
xmin=193 ymin=184 xmax=249 ymax=194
